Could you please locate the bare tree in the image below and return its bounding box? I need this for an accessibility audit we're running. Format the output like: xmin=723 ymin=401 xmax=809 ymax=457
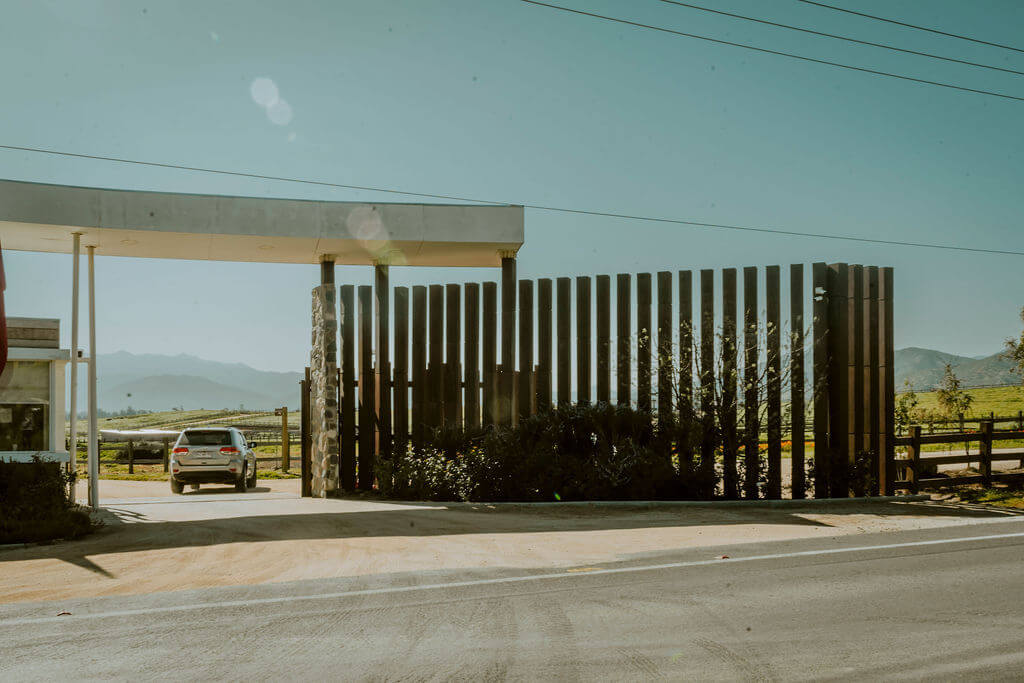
xmin=1004 ymin=306 xmax=1024 ymax=382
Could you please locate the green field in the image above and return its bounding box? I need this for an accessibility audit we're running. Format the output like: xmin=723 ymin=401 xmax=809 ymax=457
xmin=910 ymin=385 xmax=1024 ymax=421
xmin=74 ymin=408 xmax=285 ymax=433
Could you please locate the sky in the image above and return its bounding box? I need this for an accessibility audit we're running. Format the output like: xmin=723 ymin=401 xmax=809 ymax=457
xmin=2 ymin=0 xmax=1022 ymax=372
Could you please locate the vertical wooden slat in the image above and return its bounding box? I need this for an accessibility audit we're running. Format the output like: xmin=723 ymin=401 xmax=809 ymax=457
xmin=867 ymin=266 xmax=881 ymax=495
xmin=500 ymin=257 xmax=517 ymax=425
xmin=790 ymin=264 xmax=806 ymax=499
xmin=411 ymin=286 xmax=427 ymax=444
xmin=482 ymin=282 xmax=498 ymax=426
xmin=851 ymin=265 xmax=865 ymax=495
xmin=518 ymin=279 xmax=534 ymax=420
xmin=678 ymin=270 xmax=694 ymax=487
xmin=679 ymin=271 xmax=693 ymax=421
xmin=743 ymin=267 xmax=759 ymax=499
xmin=766 ymin=265 xmax=782 ymax=499
xmin=700 ymin=270 xmax=715 ymax=485
xmin=596 ymin=275 xmax=611 ymax=404
xmin=375 ymin=265 xmax=391 ymax=464
xmin=464 ymin=283 xmax=480 ymax=428
xmin=339 ymin=285 xmax=356 ymax=491
xmin=721 ymin=268 xmax=738 ymax=499
xmin=812 ymin=262 xmax=829 ymax=499
xmin=657 ymin=272 xmax=673 ymax=424
xmin=556 ymin=277 xmax=572 ymax=406
xmin=637 ymin=273 xmax=652 ymax=414
xmin=445 ymin=284 xmax=461 ymax=427
xmin=617 ymin=274 xmax=631 ymax=406
xmin=301 ymin=367 xmax=311 ymax=497
xmin=828 ymin=263 xmax=850 ymax=497
xmin=394 ymin=287 xmax=409 ymax=455
xmin=357 ymin=285 xmax=374 ymax=491
xmin=882 ymin=267 xmax=896 ymax=495
xmin=537 ymin=278 xmax=553 ymax=411
xmin=428 ymin=284 xmax=444 ymax=429
xmin=576 ymin=276 xmax=591 ymax=405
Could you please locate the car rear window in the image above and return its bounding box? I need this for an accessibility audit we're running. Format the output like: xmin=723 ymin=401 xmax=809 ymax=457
xmin=180 ymin=430 xmax=234 ymax=446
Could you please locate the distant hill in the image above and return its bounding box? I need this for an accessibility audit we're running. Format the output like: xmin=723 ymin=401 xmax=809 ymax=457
xmin=102 ymin=374 xmax=278 ymax=413
xmin=75 ymin=351 xmax=302 ymax=412
xmin=71 ymin=347 xmax=1017 ymax=413
xmin=895 ymin=347 xmax=1017 ymax=391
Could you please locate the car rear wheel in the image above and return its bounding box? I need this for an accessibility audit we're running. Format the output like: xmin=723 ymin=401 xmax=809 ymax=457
xmin=170 ymin=478 xmax=184 ymax=494
xmin=246 ymin=467 xmax=257 ymax=489
xmin=235 ymin=469 xmax=247 ymax=492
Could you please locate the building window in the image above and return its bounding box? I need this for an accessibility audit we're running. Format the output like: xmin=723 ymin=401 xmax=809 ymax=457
xmin=0 ymin=361 xmax=51 ymax=451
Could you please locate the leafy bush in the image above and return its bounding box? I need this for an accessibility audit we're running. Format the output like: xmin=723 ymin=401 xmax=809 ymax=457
xmin=0 ymin=459 xmax=94 ymax=544
xmin=381 ymin=403 xmax=718 ymax=502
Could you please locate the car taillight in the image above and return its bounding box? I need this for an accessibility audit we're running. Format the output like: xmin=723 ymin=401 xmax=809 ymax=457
xmin=220 ymin=447 xmax=239 ymax=454
xmin=173 ymin=447 xmax=188 ymax=454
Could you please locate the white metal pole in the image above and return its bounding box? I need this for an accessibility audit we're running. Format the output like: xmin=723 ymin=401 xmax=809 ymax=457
xmin=68 ymin=233 xmax=80 ymax=483
xmin=87 ymin=245 xmax=99 ymax=510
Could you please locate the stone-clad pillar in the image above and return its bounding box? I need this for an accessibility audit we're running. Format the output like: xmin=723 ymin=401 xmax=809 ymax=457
xmin=310 ymin=258 xmax=339 ymax=497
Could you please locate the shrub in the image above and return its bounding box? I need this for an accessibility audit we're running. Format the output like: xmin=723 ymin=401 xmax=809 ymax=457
xmin=383 ymin=403 xmax=719 ymax=502
xmin=0 ymin=458 xmax=94 ymax=544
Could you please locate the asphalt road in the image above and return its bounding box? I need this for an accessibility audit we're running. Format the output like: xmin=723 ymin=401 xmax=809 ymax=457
xmin=3 ymin=520 xmax=1024 ymax=681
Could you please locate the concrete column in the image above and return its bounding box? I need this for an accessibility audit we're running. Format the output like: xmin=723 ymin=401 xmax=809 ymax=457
xmin=68 ymin=232 xmax=80 ymax=476
xmin=309 ymin=256 xmax=339 ymax=496
xmin=87 ymin=245 xmax=98 ymax=510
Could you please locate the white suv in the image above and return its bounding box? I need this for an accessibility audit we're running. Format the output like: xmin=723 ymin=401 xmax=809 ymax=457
xmin=170 ymin=427 xmax=257 ymax=494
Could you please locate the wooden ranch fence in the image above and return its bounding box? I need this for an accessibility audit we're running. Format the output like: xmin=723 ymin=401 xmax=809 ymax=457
xmin=300 ymin=261 xmax=895 ymax=499
xmin=896 ymin=422 xmax=1024 ymax=491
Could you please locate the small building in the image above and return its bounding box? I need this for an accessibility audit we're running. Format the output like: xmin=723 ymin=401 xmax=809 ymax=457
xmin=0 ymin=317 xmax=70 ymax=464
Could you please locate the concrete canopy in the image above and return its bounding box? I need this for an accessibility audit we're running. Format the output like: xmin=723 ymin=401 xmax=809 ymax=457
xmin=0 ymin=179 xmax=523 ymax=266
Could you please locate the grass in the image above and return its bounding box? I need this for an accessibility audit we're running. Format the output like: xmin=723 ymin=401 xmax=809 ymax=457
xmin=909 ymin=385 xmax=1024 ymax=421
xmin=74 ymin=408 xmax=293 ymax=434
xmin=954 ymin=485 xmax=1024 ymax=510
xmin=75 ymin=463 xmax=300 ymax=481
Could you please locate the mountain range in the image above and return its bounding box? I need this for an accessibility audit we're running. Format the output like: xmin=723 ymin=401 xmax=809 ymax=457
xmin=75 ymin=347 xmax=1017 ymax=413
xmin=77 ymin=351 xmax=303 ymax=412
xmin=894 ymin=347 xmax=1017 ymax=391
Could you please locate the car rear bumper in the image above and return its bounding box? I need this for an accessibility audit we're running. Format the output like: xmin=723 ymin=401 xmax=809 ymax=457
xmin=171 ymin=464 xmax=243 ymax=484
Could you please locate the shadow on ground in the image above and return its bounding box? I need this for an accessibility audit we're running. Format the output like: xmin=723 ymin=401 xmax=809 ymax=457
xmin=4 ymin=493 xmax=1022 ymax=577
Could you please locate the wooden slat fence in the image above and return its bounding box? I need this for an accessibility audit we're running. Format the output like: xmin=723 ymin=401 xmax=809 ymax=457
xmin=316 ymin=261 xmax=894 ymax=499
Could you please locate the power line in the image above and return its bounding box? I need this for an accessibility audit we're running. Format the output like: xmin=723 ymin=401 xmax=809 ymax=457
xmin=797 ymin=0 xmax=1024 ymax=55
xmin=659 ymin=0 xmax=1024 ymax=77
xmin=2 ymin=142 xmax=1023 ymax=257
xmin=519 ymin=0 xmax=1024 ymax=102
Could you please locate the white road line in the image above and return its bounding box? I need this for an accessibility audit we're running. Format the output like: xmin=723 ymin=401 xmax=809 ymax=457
xmin=4 ymin=527 xmax=1024 ymax=627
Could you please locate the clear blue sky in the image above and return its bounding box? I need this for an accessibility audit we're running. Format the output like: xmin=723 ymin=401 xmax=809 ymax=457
xmin=3 ymin=0 xmax=1022 ymax=372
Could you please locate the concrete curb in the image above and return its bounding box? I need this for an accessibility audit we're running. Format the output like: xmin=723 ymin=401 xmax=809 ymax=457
xmin=375 ymin=494 xmax=932 ymax=510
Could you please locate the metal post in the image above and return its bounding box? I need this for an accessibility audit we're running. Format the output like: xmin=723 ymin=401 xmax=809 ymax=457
xmin=68 ymin=233 xmax=81 ymax=481
xmin=87 ymin=245 xmax=99 ymax=510
xmin=907 ymin=425 xmax=921 ymax=495
xmin=281 ymin=406 xmax=290 ymax=470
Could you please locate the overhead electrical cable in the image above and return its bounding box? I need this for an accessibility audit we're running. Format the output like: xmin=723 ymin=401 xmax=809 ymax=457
xmin=796 ymin=0 xmax=1024 ymax=55
xmin=518 ymin=0 xmax=1024 ymax=103
xmin=2 ymin=143 xmax=1021 ymax=257
xmin=658 ymin=0 xmax=1024 ymax=77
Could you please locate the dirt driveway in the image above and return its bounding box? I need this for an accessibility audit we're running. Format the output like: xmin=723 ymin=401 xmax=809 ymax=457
xmin=2 ymin=480 xmax=1021 ymax=604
